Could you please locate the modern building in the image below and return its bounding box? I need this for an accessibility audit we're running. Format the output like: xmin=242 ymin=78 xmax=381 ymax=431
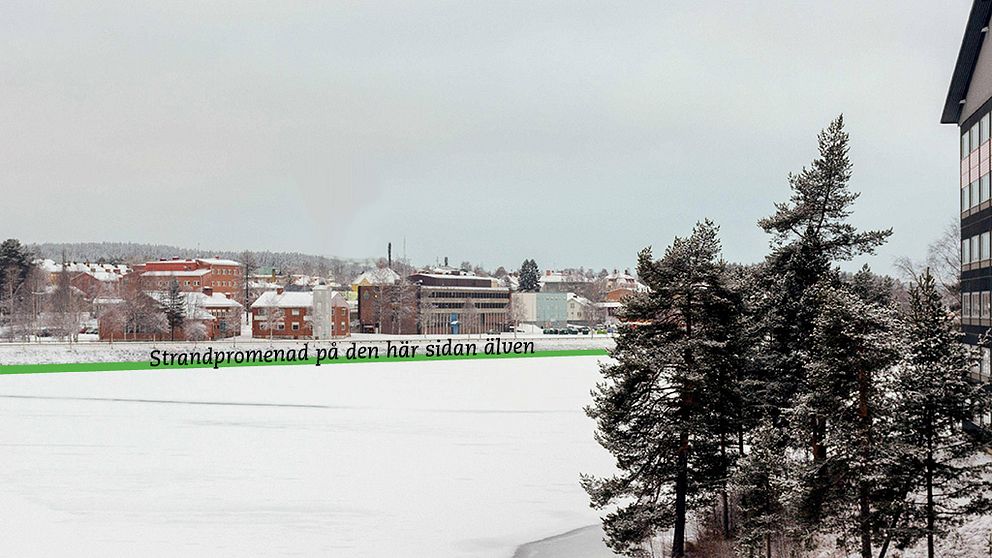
xmin=943 ymin=0 xmax=992 ymax=429
xmin=357 ymin=270 xmax=511 ymax=335
xmin=510 ymin=291 xmax=568 ymax=328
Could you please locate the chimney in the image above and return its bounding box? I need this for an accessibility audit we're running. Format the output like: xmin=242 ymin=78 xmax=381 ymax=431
xmin=276 ymin=287 xmax=284 ymax=295
xmin=202 ymin=286 xmax=213 ymax=297
xmin=388 ymin=242 xmax=392 ymax=269
xmin=444 ymin=256 xmax=448 ymax=267
xmin=225 ymin=292 xmax=232 ymax=299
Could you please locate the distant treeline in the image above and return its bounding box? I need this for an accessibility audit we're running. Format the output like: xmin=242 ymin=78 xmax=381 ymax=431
xmin=26 ymin=241 xmax=377 ymax=280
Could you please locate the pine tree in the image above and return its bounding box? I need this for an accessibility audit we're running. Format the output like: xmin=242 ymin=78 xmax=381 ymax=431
xmin=163 ymin=278 xmax=185 ymax=341
xmin=518 ymin=259 xmax=540 ymax=292
xmin=884 ymin=270 xmax=992 ymax=558
xmin=582 ymin=220 xmax=745 ymax=557
xmin=732 ymin=420 xmax=795 ymax=558
xmin=796 ymin=279 xmax=901 ymax=558
xmin=755 ymin=115 xmax=892 ymax=433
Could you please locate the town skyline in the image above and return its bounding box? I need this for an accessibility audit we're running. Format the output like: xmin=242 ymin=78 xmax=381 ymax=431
xmin=0 ymin=1 xmax=973 ymax=276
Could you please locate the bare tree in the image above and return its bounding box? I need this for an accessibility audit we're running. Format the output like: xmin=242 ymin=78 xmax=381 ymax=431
xmin=263 ymin=304 xmax=284 ymax=340
xmin=418 ymin=292 xmax=438 ymax=335
xmin=385 ymin=280 xmax=417 ymax=334
xmin=461 ymin=298 xmax=480 ymax=337
xmin=895 ymin=218 xmax=960 ymax=309
xmin=185 ymin=321 xmax=208 ymax=343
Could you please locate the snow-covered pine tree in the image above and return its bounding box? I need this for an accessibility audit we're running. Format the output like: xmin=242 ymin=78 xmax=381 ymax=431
xmin=582 ymin=220 xmax=746 ymax=558
xmin=732 ymin=420 xmax=797 ymax=558
xmin=885 ymin=270 xmax=992 ymax=558
xmin=755 ymin=115 xmax=892 ymax=442
xmin=163 ymin=278 xmax=185 ymax=341
xmin=518 ymin=259 xmax=540 ymax=292
xmin=794 ymin=277 xmax=901 ymax=558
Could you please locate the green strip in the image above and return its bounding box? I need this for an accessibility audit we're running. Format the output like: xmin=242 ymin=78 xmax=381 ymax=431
xmin=0 ymin=348 xmax=609 ymax=376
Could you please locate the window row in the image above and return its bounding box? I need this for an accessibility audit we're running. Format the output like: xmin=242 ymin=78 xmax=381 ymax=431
xmin=962 ymin=175 xmax=992 ymax=211
xmin=961 ymin=290 xmax=992 ymax=319
xmin=961 ymin=231 xmax=992 ymax=264
xmin=962 ymin=112 xmax=992 ymax=159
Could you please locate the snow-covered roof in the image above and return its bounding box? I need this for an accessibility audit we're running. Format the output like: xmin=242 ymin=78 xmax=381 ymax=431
xmin=146 ymin=290 xmax=242 ymax=319
xmin=33 ymin=259 xmax=130 ymax=277
xmin=251 ymin=290 xmax=314 ymax=309
xmin=567 ymin=293 xmax=592 ymax=305
xmin=142 ymin=269 xmax=212 ymax=277
xmin=197 ymin=258 xmax=241 ymax=267
xmin=352 ymin=268 xmax=400 ymax=285
xmin=540 ymin=271 xmax=590 ymax=284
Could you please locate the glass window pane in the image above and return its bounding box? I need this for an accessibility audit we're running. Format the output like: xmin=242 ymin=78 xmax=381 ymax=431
xmin=964 ymin=239 xmax=971 ymax=263
xmin=983 ymin=232 xmax=991 ymax=260
xmin=964 ymin=292 xmax=972 ymax=317
xmin=964 ymin=187 xmax=971 ymax=212
xmin=975 ymin=292 xmax=982 ymax=317
xmin=984 ymin=291 xmax=991 ymax=318
xmin=983 ymin=114 xmax=990 ymax=143
xmin=983 ymin=175 xmax=991 ymax=203
xmin=973 ymin=181 xmax=980 ymax=207
xmin=973 ymin=236 xmax=981 ymax=261
xmin=964 ymin=132 xmax=971 ymax=158
xmin=973 ymin=123 xmax=981 ymax=150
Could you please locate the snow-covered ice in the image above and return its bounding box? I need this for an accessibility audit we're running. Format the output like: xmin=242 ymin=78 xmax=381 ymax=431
xmin=0 ymin=355 xmax=615 ymax=557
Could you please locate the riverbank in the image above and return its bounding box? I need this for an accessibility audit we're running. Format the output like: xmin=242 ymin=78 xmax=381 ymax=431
xmin=513 ymin=525 xmax=618 ymax=558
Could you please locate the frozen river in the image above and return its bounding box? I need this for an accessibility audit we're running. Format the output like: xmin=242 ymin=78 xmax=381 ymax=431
xmin=0 ymin=356 xmax=615 ymax=557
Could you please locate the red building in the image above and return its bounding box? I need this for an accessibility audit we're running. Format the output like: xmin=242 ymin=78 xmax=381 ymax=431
xmin=140 ymin=257 xmax=242 ymax=295
xmin=250 ymin=288 xmax=313 ymax=339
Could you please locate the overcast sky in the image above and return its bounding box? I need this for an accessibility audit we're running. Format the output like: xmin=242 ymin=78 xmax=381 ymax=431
xmin=0 ymin=1 xmax=972 ymax=274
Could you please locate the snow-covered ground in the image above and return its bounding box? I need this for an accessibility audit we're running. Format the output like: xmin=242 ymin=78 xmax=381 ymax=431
xmin=0 ymin=355 xmax=616 ymax=557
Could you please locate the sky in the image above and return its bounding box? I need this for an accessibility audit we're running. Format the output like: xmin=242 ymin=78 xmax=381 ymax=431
xmin=0 ymin=1 xmax=973 ymax=274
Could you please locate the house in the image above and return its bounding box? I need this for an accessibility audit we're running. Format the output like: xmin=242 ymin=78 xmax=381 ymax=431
xmin=140 ymin=257 xmax=241 ymax=295
xmin=34 ymin=259 xmax=130 ymax=300
xmin=539 ymin=270 xmax=591 ymax=294
xmin=603 ymin=269 xmax=648 ymax=293
xmin=97 ymin=286 xmax=242 ymax=341
xmin=250 ymin=288 xmax=313 ymax=339
xmin=312 ymin=286 xmax=351 ymax=339
xmin=567 ymin=293 xmax=596 ymax=324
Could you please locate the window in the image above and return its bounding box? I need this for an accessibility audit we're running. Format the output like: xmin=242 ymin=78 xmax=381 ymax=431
xmin=974 ymin=292 xmax=982 ymax=318
xmin=973 ymin=181 xmax=981 ymax=208
xmin=972 ymin=122 xmax=980 ymax=151
xmin=963 ymin=292 xmax=972 ymax=317
xmin=964 ymin=132 xmax=971 ymax=159
xmin=983 ymin=113 xmax=991 ymax=144
xmin=292 ymin=309 xmax=300 ymax=316
xmin=964 ymin=238 xmax=971 ymax=264
xmin=292 ymin=323 xmax=300 ymax=331
xmin=964 ymin=187 xmax=970 ymax=212
xmin=983 ymin=232 xmax=991 ymax=261
xmin=973 ymin=235 xmax=981 ymax=262
xmin=984 ymin=291 xmax=991 ymax=317
xmin=277 ymin=323 xmax=285 ymax=330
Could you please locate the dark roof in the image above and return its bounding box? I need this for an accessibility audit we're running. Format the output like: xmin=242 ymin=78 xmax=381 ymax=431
xmin=942 ymin=0 xmax=992 ymax=124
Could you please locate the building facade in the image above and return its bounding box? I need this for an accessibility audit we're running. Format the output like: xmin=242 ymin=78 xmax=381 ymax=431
xmin=250 ymin=288 xmax=313 ymax=339
xmin=139 ymin=258 xmax=242 ymax=295
xmin=943 ymin=0 xmax=992 ymax=429
xmin=357 ymin=271 xmax=511 ymax=335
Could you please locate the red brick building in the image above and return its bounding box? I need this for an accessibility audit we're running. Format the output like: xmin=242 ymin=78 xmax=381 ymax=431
xmin=140 ymin=257 xmax=242 ymax=295
xmin=250 ymin=288 xmax=313 ymax=339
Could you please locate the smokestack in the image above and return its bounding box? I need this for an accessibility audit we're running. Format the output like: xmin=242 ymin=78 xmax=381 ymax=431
xmin=388 ymin=242 xmax=392 ymax=269
xmin=444 ymin=256 xmax=448 ymax=267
